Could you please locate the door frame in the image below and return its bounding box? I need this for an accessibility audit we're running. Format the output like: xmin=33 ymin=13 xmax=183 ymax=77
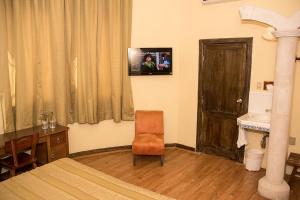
xmin=196 ymin=37 xmax=253 ymax=161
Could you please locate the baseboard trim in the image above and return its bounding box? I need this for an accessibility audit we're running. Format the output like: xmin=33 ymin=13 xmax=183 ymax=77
xmin=175 ymin=143 xmax=196 ymax=152
xmin=165 ymin=143 xmax=177 ymax=148
xmin=69 ymin=145 xmax=132 ymax=158
xmin=69 ymin=143 xmax=195 ymax=158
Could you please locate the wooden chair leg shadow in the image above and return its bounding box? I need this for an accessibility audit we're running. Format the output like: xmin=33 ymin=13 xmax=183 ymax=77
xmin=133 ymin=155 xmax=164 ymax=166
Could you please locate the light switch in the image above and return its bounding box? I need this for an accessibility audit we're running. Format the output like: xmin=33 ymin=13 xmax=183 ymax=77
xmin=289 ymin=137 xmax=296 ymax=145
xmin=257 ymin=82 xmax=262 ymax=90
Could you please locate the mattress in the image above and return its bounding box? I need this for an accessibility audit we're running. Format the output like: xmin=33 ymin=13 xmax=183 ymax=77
xmin=0 ymin=158 xmax=174 ymax=200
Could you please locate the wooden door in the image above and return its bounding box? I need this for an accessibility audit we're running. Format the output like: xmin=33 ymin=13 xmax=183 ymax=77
xmin=196 ymin=38 xmax=252 ymax=161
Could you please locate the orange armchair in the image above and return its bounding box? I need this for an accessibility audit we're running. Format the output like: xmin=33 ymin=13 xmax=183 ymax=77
xmin=132 ymin=110 xmax=165 ymax=166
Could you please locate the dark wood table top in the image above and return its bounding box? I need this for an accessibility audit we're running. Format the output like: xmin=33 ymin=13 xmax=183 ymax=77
xmin=0 ymin=124 xmax=69 ymax=156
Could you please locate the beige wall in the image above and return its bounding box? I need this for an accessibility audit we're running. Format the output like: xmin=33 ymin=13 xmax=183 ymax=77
xmin=69 ymin=0 xmax=300 ymax=154
xmin=289 ymin=50 xmax=300 ymax=153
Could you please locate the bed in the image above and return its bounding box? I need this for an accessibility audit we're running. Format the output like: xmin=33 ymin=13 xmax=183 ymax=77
xmin=0 ymin=158 xmax=174 ymax=200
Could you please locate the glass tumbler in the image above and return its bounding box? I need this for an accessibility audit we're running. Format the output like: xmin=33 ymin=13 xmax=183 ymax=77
xmin=49 ymin=112 xmax=56 ymax=129
xmin=41 ymin=113 xmax=49 ymax=130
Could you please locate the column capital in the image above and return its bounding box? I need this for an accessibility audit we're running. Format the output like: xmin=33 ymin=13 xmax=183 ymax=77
xmin=273 ymin=30 xmax=300 ymax=38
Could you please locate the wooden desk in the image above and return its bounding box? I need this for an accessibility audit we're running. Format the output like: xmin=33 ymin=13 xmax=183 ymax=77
xmin=0 ymin=125 xmax=69 ymax=164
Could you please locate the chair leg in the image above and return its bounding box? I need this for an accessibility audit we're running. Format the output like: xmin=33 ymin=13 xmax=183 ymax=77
xmin=133 ymin=155 xmax=137 ymax=166
xmin=10 ymin=169 xmax=15 ymax=177
xmin=160 ymin=155 xmax=164 ymax=166
xmin=32 ymin=162 xmax=37 ymax=169
xmin=289 ymin=167 xmax=297 ymax=184
xmin=0 ymin=166 xmax=3 ymax=180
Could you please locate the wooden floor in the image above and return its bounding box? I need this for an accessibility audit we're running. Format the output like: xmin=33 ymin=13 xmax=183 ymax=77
xmin=74 ymin=148 xmax=280 ymax=200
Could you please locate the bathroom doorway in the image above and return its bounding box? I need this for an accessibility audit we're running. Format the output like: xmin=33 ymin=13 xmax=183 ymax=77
xmin=196 ymin=38 xmax=252 ymax=162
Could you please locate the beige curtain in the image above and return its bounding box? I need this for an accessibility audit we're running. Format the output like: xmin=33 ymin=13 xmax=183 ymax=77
xmin=0 ymin=0 xmax=134 ymax=131
xmin=0 ymin=1 xmax=14 ymax=132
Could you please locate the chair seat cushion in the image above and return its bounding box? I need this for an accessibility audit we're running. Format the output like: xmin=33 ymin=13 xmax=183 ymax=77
xmin=132 ymin=134 xmax=164 ymax=155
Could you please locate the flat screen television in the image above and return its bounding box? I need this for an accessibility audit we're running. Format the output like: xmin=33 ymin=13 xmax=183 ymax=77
xmin=128 ymin=48 xmax=172 ymax=76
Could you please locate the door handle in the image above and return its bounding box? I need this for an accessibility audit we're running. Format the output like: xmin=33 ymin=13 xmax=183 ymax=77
xmin=236 ymin=98 xmax=243 ymax=103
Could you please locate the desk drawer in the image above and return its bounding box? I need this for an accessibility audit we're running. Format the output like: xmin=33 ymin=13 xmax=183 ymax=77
xmin=50 ymin=132 xmax=66 ymax=146
xmin=50 ymin=144 xmax=67 ymax=161
xmin=49 ymin=132 xmax=67 ymax=161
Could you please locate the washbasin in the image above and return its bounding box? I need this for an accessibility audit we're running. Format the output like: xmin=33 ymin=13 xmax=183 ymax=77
xmin=237 ymin=112 xmax=270 ymax=132
xmin=247 ymin=113 xmax=270 ymax=123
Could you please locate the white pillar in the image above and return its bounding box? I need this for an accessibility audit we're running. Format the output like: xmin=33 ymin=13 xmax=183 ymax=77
xmin=239 ymin=5 xmax=300 ymax=199
xmin=258 ymin=30 xmax=300 ymax=200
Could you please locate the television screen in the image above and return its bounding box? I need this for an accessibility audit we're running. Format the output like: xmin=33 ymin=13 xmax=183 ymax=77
xmin=128 ymin=48 xmax=172 ymax=76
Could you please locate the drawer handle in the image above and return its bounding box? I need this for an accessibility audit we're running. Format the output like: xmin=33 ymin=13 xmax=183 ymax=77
xmin=56 ymin=137 xmax=60 ymax=143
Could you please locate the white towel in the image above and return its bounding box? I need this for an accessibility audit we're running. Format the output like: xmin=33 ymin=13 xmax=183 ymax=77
xmin=237 ymin=127 xmax=248 ymax=148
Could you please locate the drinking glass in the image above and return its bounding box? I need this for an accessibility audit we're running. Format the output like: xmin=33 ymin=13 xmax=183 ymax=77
xmin=49 ymin=112 xmax=56 ymax=129
xmin=40 ymin=113 xmax=49 ymax=130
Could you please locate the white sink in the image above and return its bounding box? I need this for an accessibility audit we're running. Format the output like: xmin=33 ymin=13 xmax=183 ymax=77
xmin=246 ymin=113 xmax=270 ymax=123
xmin=237 ymin=112 xmax=270 ymax=132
